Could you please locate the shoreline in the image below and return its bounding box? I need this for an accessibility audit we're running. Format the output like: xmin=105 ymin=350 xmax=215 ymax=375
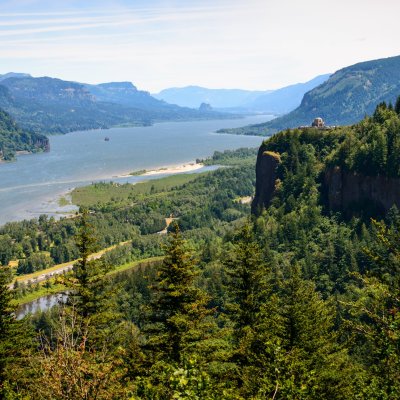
xmin=1 ymin=161 xmax=209 ymax=226
xmin=141 ymin=162 xmax=204 ymax=176
xmin=55 ymin=161 xmax=206 ymax=210
xmin=115 ymin=161 xmax=205 ymax=178
xmin=1 ymin=112 xmax=268 ymax=226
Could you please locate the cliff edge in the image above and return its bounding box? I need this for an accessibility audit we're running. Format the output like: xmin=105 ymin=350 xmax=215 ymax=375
xmin=325 ymin=167 xmax=400 ymax=216
xmin=251 ymin=149 xmax=281 ymax=214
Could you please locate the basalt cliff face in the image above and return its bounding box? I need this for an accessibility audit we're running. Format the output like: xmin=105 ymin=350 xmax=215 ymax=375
xmin=252 ymin=148 xmax=400 ymax=216
xmin=252 ymin=103 xmax=400 ymax=217
xmin=251 ymin=148 xmax=281 ymax=214
xmin=32 ymin=135 xmax=50 ymax=152
xmin=324 ymin=167 xmax=400 ymax=215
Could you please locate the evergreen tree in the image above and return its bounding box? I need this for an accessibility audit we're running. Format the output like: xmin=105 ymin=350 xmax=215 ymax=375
xmin=0 ymin=267 xmax=14 ymax=391
xmin=395 ymin=95 xmax=400 ymax=115
xmin=27 ymin=210 xmax=126 ymax=399
xmin=65 ymin=208 xmax=117 ymax=334
xmin=142 ymin=223 xmax=211 ymax=364
xmin=344 ymin=219 xmax=400 ymax=398
xmin=252 ymin=264 xmax=358 ymax=399
xmin=224 ymin=223 xmax=267 ymax=347
xmin=135 ymin=223 xmax=221 ymax=398
xmin=223 ymin=222 xmax=281 ymax=396
xmin=0 ymin=267 xmax=35 ymax=398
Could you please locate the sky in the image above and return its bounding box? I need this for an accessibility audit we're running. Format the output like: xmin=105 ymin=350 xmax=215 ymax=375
xmin=0 ymin=0 xmax=399 ymax=92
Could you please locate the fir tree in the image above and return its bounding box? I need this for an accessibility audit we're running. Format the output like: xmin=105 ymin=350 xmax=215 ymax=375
xmin=0 ymin=267 xmax=35 ymax=397
xmin=224 ymin=223 xmax=267 ymax=345
xmin=0 ymin=267 xmax=14 ymax=390
xmin=65 ymin=208 xmax=116 ymax=332
xmin=344 ymin=219 xmax=400 ymax=397
xmin=142 ymin=223 xmax=211 ymax=364
xmin=395 ymin=95 xmax=400 ymax=115
xmin=253 ymin=264 xmax=358 ymax=399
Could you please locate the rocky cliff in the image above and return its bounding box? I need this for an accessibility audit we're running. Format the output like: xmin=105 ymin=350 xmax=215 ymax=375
xmin=251 ymin=148 xmax=281 ymax=214
xmin=324 ymin=167 xmax=400 ymax=216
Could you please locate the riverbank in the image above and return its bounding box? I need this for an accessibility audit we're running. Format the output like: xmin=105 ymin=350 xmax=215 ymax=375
xmin=142 ymin=162 xmax=204 ymax=176
xmin=14 ymin=256 xmax=163 ymax=317
xmin=117 ymin=161 xmax=204 ymax=178
xmin=9 ymin=241 xmax=133 ymax=290
xmin=19 ymin=161 xmax=209 ymax=223
xmin=0 ymin=116 xmax=266 ymax=226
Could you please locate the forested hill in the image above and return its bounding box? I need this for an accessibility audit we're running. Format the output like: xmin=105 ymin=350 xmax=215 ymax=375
xmin=0 ymin=76 xmax=229 ymax=134
xmin=253 ymin=100 xmax=400 ymax=217
xmin=221 ymin=55 xmax=400 ymax=136
xmin=0 ymin=108 xmax=49 ymax=161
xmin=3 ymin=117 xmax=400 ymax=396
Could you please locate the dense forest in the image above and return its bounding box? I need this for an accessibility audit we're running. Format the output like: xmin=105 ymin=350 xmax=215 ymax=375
xmin=1 ymin=105 xmax=400 ymax=398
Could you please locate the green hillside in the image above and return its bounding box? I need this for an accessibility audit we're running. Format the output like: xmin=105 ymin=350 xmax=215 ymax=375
xmin=0 ymin=76 xmax=229 ymax=134
xmin=222 ymin=55 xmax=400 ymax=136
xmin=0 ymin=108 xmax=48 ymax=161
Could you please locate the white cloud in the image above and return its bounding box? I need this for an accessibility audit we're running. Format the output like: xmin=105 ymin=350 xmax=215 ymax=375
xmin=0 ymin=0 xmax=399 ymax=91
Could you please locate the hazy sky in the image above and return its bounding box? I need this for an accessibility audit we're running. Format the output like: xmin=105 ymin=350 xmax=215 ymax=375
xmin=0 ymin=0 xmax=399 ymax=92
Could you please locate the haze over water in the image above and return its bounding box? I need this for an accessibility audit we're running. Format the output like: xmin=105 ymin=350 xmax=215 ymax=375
xmin=0 ymin=115 xmax=271 ymax=226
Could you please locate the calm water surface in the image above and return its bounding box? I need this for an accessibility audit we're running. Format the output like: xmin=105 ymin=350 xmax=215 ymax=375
xmin=16 ymin=292 xmax=69 ymax=320
xmin=0 ymin=115 xmax=272 ymax=225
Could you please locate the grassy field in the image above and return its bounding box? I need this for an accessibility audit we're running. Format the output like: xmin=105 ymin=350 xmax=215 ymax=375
xmin=71 ymin=173 xmax=205 ymax=207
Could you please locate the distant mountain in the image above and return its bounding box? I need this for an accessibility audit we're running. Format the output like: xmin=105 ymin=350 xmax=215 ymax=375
xmin=85 ymin=81 xmax=168 ymax=109
xmin=0 ymin=72 xmax=31 ymax=82
xmin=153 ymin=86 xmax=269 ymax=109
xmin=247 ymin=74 xmax=330 ymax=114
xmin=0 ymin=76 xmax=229 ymax=134
xmin=0 ymin=108 xmax=48 ymax=161
xmin=83 ymin=81 xmax=212 ymax=120
xmin=223 ymin=55 xmax=400 ymax=136
xmin=154 ymin=75 xmax=330 ymax=114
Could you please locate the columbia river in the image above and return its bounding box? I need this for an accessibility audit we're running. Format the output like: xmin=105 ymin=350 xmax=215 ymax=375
xmin=0 ymin=115 xmax=272 ymax=226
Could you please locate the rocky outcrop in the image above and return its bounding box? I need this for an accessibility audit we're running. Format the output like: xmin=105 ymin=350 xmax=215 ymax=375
xmin=325 ymin=167 xmax=400 ymax=215
xmin=251 ymin=148 xmax=281 ymax=214
xmin=33 ymin=135 xmax=50 ymax=152
xmin=199 ymin=102 xmax=213 ymax=111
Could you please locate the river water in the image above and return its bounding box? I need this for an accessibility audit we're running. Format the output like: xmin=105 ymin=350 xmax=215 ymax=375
xmin=16 ymin=292 xmax=69 ymax=320
xmin=0 ymin=115 xmax=271 ymax=226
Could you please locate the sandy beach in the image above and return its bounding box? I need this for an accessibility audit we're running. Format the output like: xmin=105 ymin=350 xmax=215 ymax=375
xmin=142 ymin=162 xmax=204 ymax=176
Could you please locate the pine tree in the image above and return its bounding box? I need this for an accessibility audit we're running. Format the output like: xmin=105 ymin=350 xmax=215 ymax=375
xmin=136 ymin=223 xmax=219 ymax=398
xmin=223 ymin=222 xmax=278 ymax=395
xmin=0 ymin=267 xmax=35 ymax=397
xmin=0 ymin=267 xmax=14 ymax=390
xmin=344 ymin=219 xmax=400 ymax=397
xmin=65 ymin=209 xmax=117 ymax=334
xmin=253 ymin=264 xmax=358 ymax=399
xmin=224 ymin=223 xmax=267 ymax=345
xmin=27 ymin=210 xmax=125 ymax=399
xmin=142 ymin=223 xmax=211 ymax=364
xmin=395 ymin=95 xmax=400 ymax=115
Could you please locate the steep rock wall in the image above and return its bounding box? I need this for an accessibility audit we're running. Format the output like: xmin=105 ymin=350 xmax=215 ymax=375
xmin=325 ymin=167 xmax=400 ymax=215
xmin=251 ymin=148 xmax=281 ymax=214
xmin=33 ymin=135 xmax=50 ymax=152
